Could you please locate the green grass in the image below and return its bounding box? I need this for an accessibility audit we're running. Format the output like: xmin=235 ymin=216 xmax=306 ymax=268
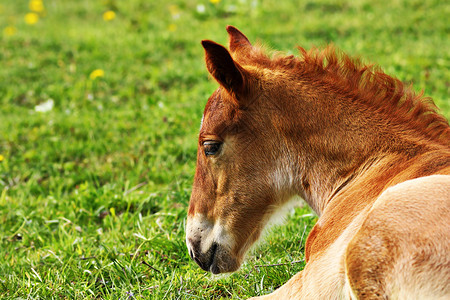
xmin=0 ymin=0 xmax=448 ymax=298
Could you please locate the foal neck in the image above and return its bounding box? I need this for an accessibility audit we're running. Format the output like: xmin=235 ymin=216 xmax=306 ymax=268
xmin=267 ymin=85 xmax=437 ymax=216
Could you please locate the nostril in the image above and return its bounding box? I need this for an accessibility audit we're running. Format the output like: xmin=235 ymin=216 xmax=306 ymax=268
xmin=189 ymin=248 xmax=194 ymax=259
xmin=205 ymin=242 xmax=218 ymax=272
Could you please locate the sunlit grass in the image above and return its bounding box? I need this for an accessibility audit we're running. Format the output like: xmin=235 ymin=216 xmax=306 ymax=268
xmin=0 ymin=0 xmax=448 ymax=298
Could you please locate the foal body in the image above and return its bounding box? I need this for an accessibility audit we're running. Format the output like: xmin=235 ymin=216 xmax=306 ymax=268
xmin=267 ymin=166 xmax=449 ymax=299
xmin=186 ymin=26 xmax=450 ymax=299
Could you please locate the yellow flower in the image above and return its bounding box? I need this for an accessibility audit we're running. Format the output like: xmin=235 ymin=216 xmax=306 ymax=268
xmin=3 ymin=26 xmax=17 ymax=36
xmin=89 ymin=69 xmax=104 ymax=80
xmin=169 ymin=5 xmax=179 ymax=16
xmin=168 ymin=23 xmax=177 ymax=32
xmin=103 ymin=10 xmax=116 ymax=21
xmin=0 ymin=154 xmax=4 ymax=162
xmin=168 ymin=4 xmax=181 ymax=20
xmin=24 ymin=12 xmax=39 ymax=25
xmin=29 ymin=0 xmax=44 ymax=13
xmin=210 ymin=0 xmax=221 ymax=3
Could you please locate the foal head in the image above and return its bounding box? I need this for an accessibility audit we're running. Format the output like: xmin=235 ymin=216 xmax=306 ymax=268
xmin=186 ymin=27 xmax=301 ymax=274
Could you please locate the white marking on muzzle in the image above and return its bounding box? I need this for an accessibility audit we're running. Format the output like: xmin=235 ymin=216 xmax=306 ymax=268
xmin=186 ymin=214 xmax=234 ymax=257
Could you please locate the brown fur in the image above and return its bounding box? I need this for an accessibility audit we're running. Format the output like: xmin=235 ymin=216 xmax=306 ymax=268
xmin=186 ymin=26 xmax=450 ymax=299
xmin=235 ymin=43 xmax=449 ymax=147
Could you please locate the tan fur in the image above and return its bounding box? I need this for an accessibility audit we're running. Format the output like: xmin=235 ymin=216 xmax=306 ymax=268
xmin=186 ymin=26 xmax=450 ymax=298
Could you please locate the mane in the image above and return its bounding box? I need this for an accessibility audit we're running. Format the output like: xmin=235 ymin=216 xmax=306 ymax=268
xmin=238 ymin=44 xmax=450 ymax=146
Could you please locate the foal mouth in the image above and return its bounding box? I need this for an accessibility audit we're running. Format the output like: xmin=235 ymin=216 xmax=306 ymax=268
xmin=186 ymin=215 xmax=240 ymax=274
xmin=190 ymin=242 xmax=220 ymax=274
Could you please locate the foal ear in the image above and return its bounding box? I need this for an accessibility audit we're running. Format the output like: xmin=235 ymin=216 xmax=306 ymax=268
xmin=226 ymin=25 xmax=252 ymax=53
xmin=202 ymin=40 xmax=246 ymax=97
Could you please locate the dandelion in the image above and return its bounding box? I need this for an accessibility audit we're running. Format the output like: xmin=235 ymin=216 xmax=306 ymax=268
xmin=210 ymin=0 xmax=221 ymax=3
xmin=0 ymin=154 xmax=4 ymax=162
xmin=103 ymin=10 xmax=116 ymax=21
xmin=169 ymin=5 xmax=180 ymax=19
xmin=24 ymin=12 xmax=39 ymax=25
xmin=169 ymin=5 xmax=179 ymax=15
xmin=168 ymin=23 xmax=177 ymax=32
xmin=89 ymin=69 xmax=104 ymax=80
xmin=29 ymin=0 xmax=44 ymax=13
xmin=3 ymin=26 xmax=17 ymax=36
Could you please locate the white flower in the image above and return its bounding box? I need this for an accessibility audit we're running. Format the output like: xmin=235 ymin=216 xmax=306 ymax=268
xmin=34 ymin=99 xmax=54 ymax=112
xmin=196 ymin=4 xmax=206 ymax=14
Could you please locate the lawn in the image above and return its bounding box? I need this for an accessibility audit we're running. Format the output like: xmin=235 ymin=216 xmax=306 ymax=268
xmin=0 ymin=0 xmax=448 ymax=299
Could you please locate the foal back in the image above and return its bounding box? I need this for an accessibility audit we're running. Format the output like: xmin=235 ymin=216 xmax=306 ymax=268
xmin=345 ymin=174 xmax=450 ymax=299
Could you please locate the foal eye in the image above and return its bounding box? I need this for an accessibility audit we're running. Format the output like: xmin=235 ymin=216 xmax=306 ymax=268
xmin=203 ymin=141 xmax=222 ymax=156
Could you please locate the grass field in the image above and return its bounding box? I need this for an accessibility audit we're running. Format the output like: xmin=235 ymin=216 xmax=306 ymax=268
xmin=0 ymin=0 xmax=448 ymax=298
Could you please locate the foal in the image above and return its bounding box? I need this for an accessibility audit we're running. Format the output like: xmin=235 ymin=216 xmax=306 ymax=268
xmin=186 ymin=26 xmax=450 ymax=299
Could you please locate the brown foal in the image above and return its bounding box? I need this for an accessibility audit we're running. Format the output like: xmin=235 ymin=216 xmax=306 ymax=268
xmin=186 ymin=26 xmax=450 ymax=299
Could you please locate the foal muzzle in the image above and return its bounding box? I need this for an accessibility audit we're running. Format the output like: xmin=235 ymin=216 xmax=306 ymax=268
xmin=186 ymin=215 xmax=240 ymax=274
